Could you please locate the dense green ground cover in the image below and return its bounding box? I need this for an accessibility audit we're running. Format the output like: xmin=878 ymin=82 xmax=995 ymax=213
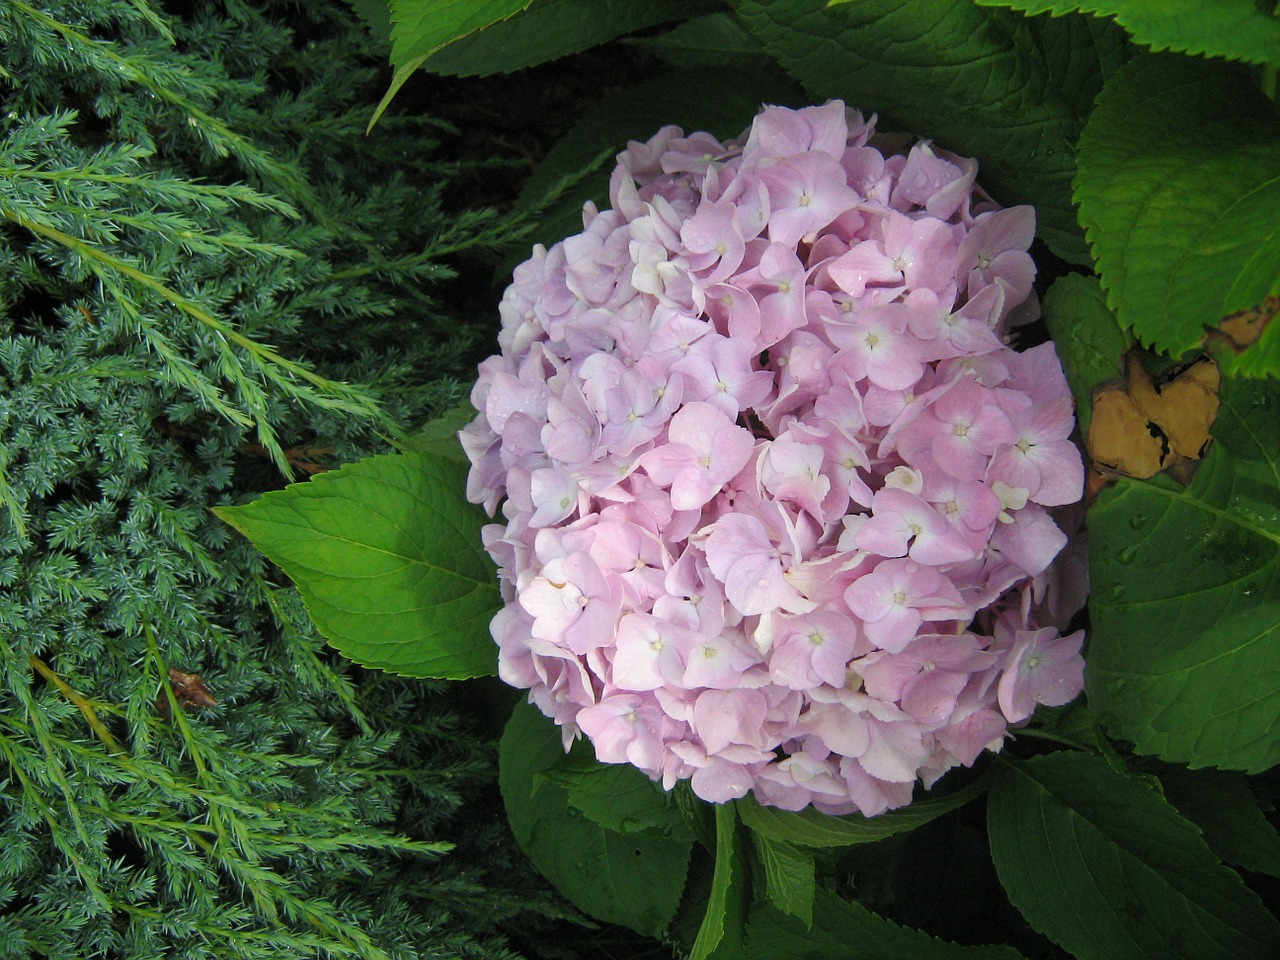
xmin=0 ymin=2 xmax=652 ymax=956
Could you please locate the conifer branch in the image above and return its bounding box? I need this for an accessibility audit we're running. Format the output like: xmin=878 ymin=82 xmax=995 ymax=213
xmin=27 ymin=653 xmax=126 ymax=755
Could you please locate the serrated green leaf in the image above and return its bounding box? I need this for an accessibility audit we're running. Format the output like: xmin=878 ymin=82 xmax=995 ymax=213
xmin=389 ymin=0 xmax=531 ymax=63
xmin=975 ymin=0 xmax=1280 ymax=69
xmin=675 ymin=779 xmax=717 ymax=852
xmin=1157 ymin=766 xmax=1280 ymax=880
xmin=744 ymin=889 xmax=1027 ymax=960
xmin=215 ymin=450 xmax=499 ymax=679
xmin=347 ymin=0 xmax=393 ymax=46
xmin=691 ymin=802 xmax=744 ymax=960
xmin=499 ymin=700 xmax=692 ymax=937
xmin=988 ymin=752 xmax=1280 ymax=960
xmin=1215 ymin=309 xmax=1280 ymax=381
xmin=750 ymin=833 xmax=815 ymax=927
xmin=735 ymin=775 xmax=987 ymax=847
xmin=506 ymin=67 xmax=804 ymax=272
xmin=1074 ymin=53 xmax=1280 ymax=372
xmin=421 ymin=0 xmax=716 ymax=77
xmin=1085 ymin=377 xmax=1280 ymax=772
xmin=401 ymin=402 xmax=474 ymax=464
xmin=371 ymin=0 xmax=532 ymax=127
xmin=538 ymin=746 xmax=694 ymax=840
xmin=1042 ymin=273 xmax=1131 ymax=435
xmin=732 ymin=0 xmax=1129 ymax=264
xmin=624 ymin=12 xmax=771 ymax=69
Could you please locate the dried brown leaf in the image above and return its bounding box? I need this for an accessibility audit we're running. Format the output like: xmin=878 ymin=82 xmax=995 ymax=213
xmin=1204 ymin=294 xmax=1278 ymax=352
xmin=1086 ymin=351 xmax=1221 ymax=487
xmin=157 ymin=668 xmax=218 ymax=719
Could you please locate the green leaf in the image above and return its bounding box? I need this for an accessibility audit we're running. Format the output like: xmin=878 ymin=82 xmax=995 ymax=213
xmin=975 ymin=0 xmax=1280 ymax=70
xmin=371 ymin=0 xmax=533 ymax=127
xmin=1085 ymin=377 xmax=1280 ymax=772
xmin=1074 ymin=53 xmax=1280 ymax=374
xmin=675 ymin=779 xmax=718 ymax=853
xmin=538 ymin=747 xmax=695 ymax=840
xmin=1157 ymin=766 xmax=1280 ymax=881
xmin=401 ymin=402 xmax=475 ymax=464
xmin=1214 ymin=303 xmax=1280 ymax=381
xmin=987 ymin=752 xmax=1280 ymax=960
xmin=215 ymin=451 xmax=499 ymax=679
xmin=732 ymin=0 xmax=1130 ymax=264
xmin=1041 ymin=273 xmax=1130 ymax=436
xmin=421 ymin=0 xmax=716 ymax=77
xmin=506 ymin=66 xmax=804 ymax=268
xmin=744 ymin=889 xmax=1027 ymax=960
xmin=690 ymin=802 xmax=745 ymax=960
xmin=750 ymin=833 xmax=815 ymax=927
xmin=347 ymin=0 xmax=393 ymax=45
xmin=735 ymin=775 xmax=988 ymax=847
xmin=499 ymin=700 xmax=692 ymax=937
xmin=624 ymin=12 xmax=772 ymax=69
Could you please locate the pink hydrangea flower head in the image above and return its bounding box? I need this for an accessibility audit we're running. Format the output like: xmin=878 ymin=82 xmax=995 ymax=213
xmin=463 ymin=101 xmax=1087 ymax=816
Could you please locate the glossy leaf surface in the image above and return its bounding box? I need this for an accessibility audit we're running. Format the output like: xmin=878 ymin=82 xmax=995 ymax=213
xmin=988 ymin=752 xmax=1280 ymax=959
xmin=216 ymin=451 xmax=499 ymax=678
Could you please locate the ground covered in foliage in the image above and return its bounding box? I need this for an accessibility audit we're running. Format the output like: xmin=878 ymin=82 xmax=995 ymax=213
xmin=0 ymin=2 xmax=674 ymax=957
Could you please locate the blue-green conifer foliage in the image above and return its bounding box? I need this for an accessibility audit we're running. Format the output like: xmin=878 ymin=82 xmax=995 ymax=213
xmin=0 ymin=2 xmax=567 ymax=957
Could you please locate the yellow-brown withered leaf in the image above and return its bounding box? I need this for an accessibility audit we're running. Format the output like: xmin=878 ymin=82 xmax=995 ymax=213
xmin=1086 ymin=351 xmax=1221 ymax=485
xmin=1205 ymin=294 xmax=1278 ymax=352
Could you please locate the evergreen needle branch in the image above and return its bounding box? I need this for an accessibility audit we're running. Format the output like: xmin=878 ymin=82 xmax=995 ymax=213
xmin=27 ymin=653 xmax=126 ymax=755
xmin=0 ymin=162 xmax=300 ymax=219
xmin=122 ymin=0 xmax=176 ymax=44
xmin=144 ymin=623 xmax=210 ymax=781
xmin=2 ymin=643 xmax=97 ymax=850
xmin=0 ymin=449 xmax=27 ymax=541
xmin=0 ymin=729 xmax=109 ymax=907
xmin=3 ymin=205 xmax=399 ymax=473
xmin=14 ymin=215 xmax=374 ymax=413
xmin=9 ymin=1 xmax=315 ymax=209
xmin=109 ymin=900 xmax=381 ymax=956
xmin=260 ymin=584 xmax=374 ymax=736
xmin=0 ymin=2 xmax=570 ymax=951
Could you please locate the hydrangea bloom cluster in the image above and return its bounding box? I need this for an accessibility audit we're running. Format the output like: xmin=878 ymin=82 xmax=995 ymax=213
xmin=462 ymin=102 xmax=1087 ymax=816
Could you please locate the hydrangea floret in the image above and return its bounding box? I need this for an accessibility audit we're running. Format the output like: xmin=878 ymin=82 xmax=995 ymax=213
xmin=463 ymin=101 xmax=1087 ymax=816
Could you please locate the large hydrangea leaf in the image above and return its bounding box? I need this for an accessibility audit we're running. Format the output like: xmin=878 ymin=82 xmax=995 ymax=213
xmin=1074 ymin=53 xmax=1280 ymax=376
xmin=216 ymin=450 xmax=500 ymax=678
xmin=732 ymin=0 xmax=1129 ymax=264
xmin=1085 ymin=377 xmax=1280 ymax=772
xmin=1157 ymin=767 xmax=1280 ymax=881
xmin=1041 ymin=273 xmax=1129 ymax=435
xmin=976 ymin=0 xmax=1280 ymax=70
xmin=417 ymin=0 xmax=717 ymax=77
xmin=988 ymin=752 xmax=1280 ymax=960
xmin=744 ymin=889 xmax=1027 ymax=959
xmin=736 ymin=776 xmax=987 ymax=847
xmin=626 ymin=11 xmax=773 ymax=70
xmin=373 ymin=0 xmax=533 ymax=125
xmin=499 ymin=701 xmax=692 ymax=938
xmin=751 ymin=834 xmax=815 ymax=928
xmin=691 ymin=803 xmax=747 ymax=960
